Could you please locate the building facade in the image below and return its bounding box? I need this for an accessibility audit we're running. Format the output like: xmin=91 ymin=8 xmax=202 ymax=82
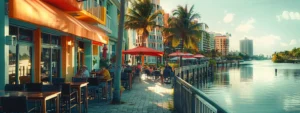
xmin=240 ymin=37 xmax=253 ymax=56
xmin=0 ymin=0 xmax=122 ymax=89
xmin=214 ymin=35 xmax=229 ymax=56
xmin=209 ymin=32 xmax=215 ymax=51
xmin=198 ymin=24 xmax=210 ymax=52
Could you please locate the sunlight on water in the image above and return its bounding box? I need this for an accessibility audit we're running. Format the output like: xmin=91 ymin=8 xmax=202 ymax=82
xmin=199 ymin=60 xmax=300 ymax=113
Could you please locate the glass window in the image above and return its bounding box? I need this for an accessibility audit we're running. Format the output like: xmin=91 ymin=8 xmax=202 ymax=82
xmin=9 ymin=26 xmax=18 ymax=35
xmin=19 ymin=28 xmax=33 ymax=42
xmin=19 ymin=46 xmax=32 ymax=77
xmin=8 ymin=45 xmax=16 ymax=84
xmin=8 ymin=26 xmax=33 ymax=84
xmin=51 ymin=35 xmax=60 ymax=45
xmin=42 ymin=33 xmax=51 ymax=44
xmin=52 ymin=49 xmax=60 ymax=78
xmin=41 ymin=48 xmax=51 ymax=82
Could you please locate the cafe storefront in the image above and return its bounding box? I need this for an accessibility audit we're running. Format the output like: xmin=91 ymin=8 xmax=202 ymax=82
xmin=1 ymin=0 xmax=109 ymax=86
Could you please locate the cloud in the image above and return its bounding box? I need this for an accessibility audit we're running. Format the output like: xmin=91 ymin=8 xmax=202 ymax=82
xmin=281 ymin=39 xmax=297 ymax=46
xmin=276 ymin=11 xmax=300 ymax=21
xmin=280 ymin=42 xmax=288 ymax=47
xmin=223 ymin=13 xmax=235 ymax=23
xmin=235 ymin=18 xmax=255 ymax=33
xmin=289 ymin=39 xmax=297 ymax=45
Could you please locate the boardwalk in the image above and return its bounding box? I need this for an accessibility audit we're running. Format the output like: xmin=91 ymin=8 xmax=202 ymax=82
xmin=88 ymin=78 xmax=174 ymax=113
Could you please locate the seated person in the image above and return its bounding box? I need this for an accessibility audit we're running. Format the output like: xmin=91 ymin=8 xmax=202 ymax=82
xmin=149 ymin=66 xmax=154 ymax=74
xmin=75 ymin=65 xmax=90 ymax=78
xmin=96 ymin=66 xmax=112 ymax=80
xmin=124 ymin=65 xmax=132 ymax=73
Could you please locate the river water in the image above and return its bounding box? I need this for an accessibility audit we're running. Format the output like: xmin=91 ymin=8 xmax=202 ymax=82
xmin=200 ymin=60 xmax=300 ymax=113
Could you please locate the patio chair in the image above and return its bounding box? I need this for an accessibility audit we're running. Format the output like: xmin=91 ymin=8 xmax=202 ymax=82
xmin=61 ymin=83 xmax=78 ymax=113
xmin=26 ymin=83 xmax=43 ymax=92
xmin=87 ymin=77 xmax=102 ymax=102
xmin=153 ymin=70 xmax=162 ymax=82
xmin=1 ymin=96 xmax=35 ymax=113
xmin=4 ymin=84 xmax=25 ymax=91
xmin=52 ymin=77 xmax=65 ymax=85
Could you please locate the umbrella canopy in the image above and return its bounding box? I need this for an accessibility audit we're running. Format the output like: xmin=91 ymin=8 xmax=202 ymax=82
xmin=194 ymin=54 xmax=205 ymax=58
xmin=168 ymin=51 xmax=193 ymax=57
xmin=169 ymin=56 xmax=197 ymax=60
xmin=122 ymin=46 xmax=163 ymax=56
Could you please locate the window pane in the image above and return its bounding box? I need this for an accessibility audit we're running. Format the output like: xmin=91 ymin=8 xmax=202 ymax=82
xmin=19 ymin=28 xmax=33 ymax=42
xmin=19 ymin=46 xmax=32 ymax=84
xmin=8 ymin=45 xmax=16 ymax=84
xmin=42 ymin=33 xmax=51 ymax=44
xmin=9 ymin=26 xmax=18 ymax=36
xmin=51 ymin=35 xmax=60 ymax=45
xmin=52 ymin=49 xmax=60 ymax=78
xmin=41 ymin=48 xmax=51 ymax=83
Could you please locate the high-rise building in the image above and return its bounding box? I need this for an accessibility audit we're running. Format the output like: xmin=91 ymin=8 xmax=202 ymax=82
xmin=198 ymin=24 xmax=210 ymax=52
xmin=240 ymin=38 xmax=253 ymax=56
xmin=214 ymin=34 xmax=229 ymax=56
xmin=208 ymin=32 xmax=216 ymax=51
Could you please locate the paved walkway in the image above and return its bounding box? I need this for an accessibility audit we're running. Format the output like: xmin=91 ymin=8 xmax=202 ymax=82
xmin=88 ymin=78 xmax=174 ymax=113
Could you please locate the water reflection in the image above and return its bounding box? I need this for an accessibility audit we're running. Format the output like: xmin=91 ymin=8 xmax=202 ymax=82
xmin=199 ymin=60 xmax=300 ymax=113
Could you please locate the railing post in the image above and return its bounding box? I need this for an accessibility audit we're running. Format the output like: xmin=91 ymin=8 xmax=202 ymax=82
xmin=191 ymin=92 xmax=196 ymax=113
xmin=186 ymin=70 xmax=189 ymax=83
xmin=192 ymin=69 xmax=195 ymax=86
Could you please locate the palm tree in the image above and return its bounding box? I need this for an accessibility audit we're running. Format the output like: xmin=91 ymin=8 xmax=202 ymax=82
xmin=163 ymin=5 xmax=209 ymax=66
xmin=125 ymin=0 xmax=163 ymax=47
xmin=113 ymin=0 xmax=126 ymax=103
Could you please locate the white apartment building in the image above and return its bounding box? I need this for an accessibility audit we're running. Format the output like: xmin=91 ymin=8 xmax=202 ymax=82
xmin=240 ymin=37 xmax=253 ymax=56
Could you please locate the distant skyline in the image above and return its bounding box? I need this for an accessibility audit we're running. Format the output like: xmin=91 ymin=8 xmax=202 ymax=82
xmin=160 ymin=0 xmax=300 ymax=56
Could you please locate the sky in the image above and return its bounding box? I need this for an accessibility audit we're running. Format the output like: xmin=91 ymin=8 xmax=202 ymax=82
xmin=160 ymin=0 xmax=300 ymax=56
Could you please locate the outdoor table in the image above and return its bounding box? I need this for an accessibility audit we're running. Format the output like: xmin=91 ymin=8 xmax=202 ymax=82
xmin=99 ymin=78 xmax=113 ymax=99
xmin=68 ymin=82 xmax=89 ymax=113
xmin=0 ymin=91 xmax=61 ymax=113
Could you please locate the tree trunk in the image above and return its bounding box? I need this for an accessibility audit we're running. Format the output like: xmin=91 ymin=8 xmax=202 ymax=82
xmin=141 ymin=30 xmax=148 ymax=66
xmin=112 ymin=0 xmax=125 ymax=104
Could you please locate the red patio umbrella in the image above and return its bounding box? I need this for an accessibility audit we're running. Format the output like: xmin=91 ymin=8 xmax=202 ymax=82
xmin=194 ymin=54 xmax=205 ymax=58
xmin=102 ymin=45 xmax=108 ymax=59
xmin=122 ymin=46 xmax=163 ymax=65
xmin=122 ymin=46 xmax=163 ymax=56
xmin=168 ymin=51 xmax=193 ymax=57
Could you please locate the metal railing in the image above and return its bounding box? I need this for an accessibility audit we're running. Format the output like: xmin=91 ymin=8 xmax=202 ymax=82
xmin=173 ymin=63 xmax=228 ymax=113
xmin=86 ymin=6 xmax=105 ymax=21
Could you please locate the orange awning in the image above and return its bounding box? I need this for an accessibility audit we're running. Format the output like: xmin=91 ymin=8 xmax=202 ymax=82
xmin=9 ymin=0 xmax=109 ymax=45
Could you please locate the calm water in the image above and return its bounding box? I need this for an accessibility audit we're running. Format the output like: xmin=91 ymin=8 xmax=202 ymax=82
xmin=200 ymin=60 xmax=300 ymax=113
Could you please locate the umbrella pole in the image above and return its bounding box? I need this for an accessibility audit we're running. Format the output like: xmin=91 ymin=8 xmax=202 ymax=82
xmin=141 ymin=55 xmax=144 ymax=66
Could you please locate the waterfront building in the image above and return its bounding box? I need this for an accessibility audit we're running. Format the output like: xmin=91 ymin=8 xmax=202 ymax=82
xmin=198 ymin=24 xmax=210 ymax=52
xmin=0 ymin=0 xmax=123 ymax=88
xmin=214 ymin=34 xmax=230 ymax=56
xmin=209 ymin=32 xmax=215 ymax=51
xmin=240 ymin=37 xmax=253 ymax=56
